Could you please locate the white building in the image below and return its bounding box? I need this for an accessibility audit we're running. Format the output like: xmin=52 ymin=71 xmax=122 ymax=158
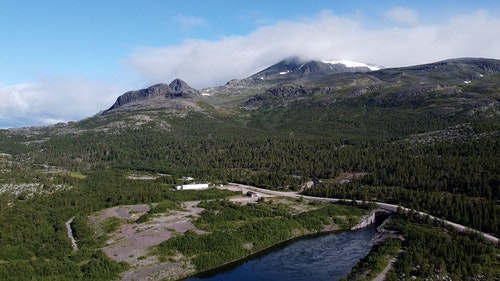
xmin=175 ymin=183 xmax=209 ymax=190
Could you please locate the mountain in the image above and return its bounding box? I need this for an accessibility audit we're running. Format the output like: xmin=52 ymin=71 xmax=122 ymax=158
xmin=103 ymin=78 xmax=201 ymax=114
xmin=200 ymin=57 xmax=382 ymax=98
xmin=1 ymin=57 xmax=499 ymax=281
xmin=248 ymin=56 xmax=381 ymax=81
xmin=6 ymin=57 xmax=500 ymax=137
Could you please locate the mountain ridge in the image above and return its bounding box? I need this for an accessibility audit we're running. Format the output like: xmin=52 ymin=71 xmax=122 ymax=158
xmin=5 ymin=57 xmax=500 ymax=137
xmin=103 ymin=57 xmax=500 ymax=115
xmin=103 ymin=78 xmax=200 ymax=114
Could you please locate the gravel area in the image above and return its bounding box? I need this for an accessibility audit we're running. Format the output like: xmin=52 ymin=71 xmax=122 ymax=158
xmin=90 ymin=202 xmax=206 ymax=281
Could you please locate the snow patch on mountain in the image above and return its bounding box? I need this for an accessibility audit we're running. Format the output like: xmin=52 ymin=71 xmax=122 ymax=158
xmin=322 ymin=59 xmax=382 ymax=71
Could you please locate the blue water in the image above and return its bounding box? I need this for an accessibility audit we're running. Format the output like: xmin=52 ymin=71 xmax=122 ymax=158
xmin=186 ymin=226 xmax=376 ymax=281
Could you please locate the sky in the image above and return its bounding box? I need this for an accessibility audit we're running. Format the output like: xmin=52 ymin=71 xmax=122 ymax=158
xmin=1 ymin=0 xmax=500 ymax=128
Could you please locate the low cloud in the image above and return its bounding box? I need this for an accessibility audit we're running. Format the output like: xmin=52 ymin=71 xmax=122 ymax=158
xmin=126 ymin=9 xmax=500 ymax=89
xmin=3 ymin=8 xmax=500 ymax=129
xmin=0 ymin=78 xmax=121 ymax=129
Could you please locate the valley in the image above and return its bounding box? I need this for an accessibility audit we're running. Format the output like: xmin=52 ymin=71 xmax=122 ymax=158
xmin=0 ymin=57 xmax=499 ymax=280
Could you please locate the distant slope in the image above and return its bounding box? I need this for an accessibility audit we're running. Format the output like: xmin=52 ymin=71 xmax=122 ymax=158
xmin=5 ymin=57 xmax=500 ymax=138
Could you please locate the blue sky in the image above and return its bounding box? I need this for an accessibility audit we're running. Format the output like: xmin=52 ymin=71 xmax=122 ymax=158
xmin=1 ymin=0 xmax=500 ymax=128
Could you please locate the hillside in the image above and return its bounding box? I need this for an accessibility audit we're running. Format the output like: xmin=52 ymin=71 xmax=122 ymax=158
xmin=6 ymin=57 xmax=498 ymax=138
xmin=0 ymin=57 xmax=499 ymax=280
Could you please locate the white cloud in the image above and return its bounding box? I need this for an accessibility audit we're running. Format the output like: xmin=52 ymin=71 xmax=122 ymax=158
xmin=384 ymin=7 xmax=419 ymax=25
xmin=3 ymin=9 xmax=500 ymax=129
xmin=126 ymin=9 xmax=500 ymax=89
xmin=0 ymin=78 xmax=121 ymax=129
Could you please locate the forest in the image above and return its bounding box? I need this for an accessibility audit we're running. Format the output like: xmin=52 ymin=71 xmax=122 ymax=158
xmin=342 ymin=211 xmax=500 ymax=280
xmin=0 ymin=107 xmax=499 ymax=279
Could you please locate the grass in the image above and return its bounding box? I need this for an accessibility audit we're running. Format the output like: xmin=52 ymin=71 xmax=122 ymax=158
xmin=68 ymin=171 xmax=87 ymax=179
xmin=101 ymin=217 xmax=122 ymax=234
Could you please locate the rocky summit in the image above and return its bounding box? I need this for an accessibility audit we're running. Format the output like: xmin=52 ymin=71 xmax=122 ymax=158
xmin=101 ymin=57 xmax=499 ymax=121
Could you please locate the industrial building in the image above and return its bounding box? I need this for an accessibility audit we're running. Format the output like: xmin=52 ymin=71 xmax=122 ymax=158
xmin=175 ymin=183 xmax=209 ymax=190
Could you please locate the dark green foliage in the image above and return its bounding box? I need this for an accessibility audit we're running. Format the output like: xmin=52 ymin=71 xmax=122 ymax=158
xmin=0 ymin=66 xmax=499 ymax=280
xmin=304 ymin=183 xmax=500 ymax=236
xmin=344 ymin=213 xmax=500 ymax=280
xmin=101 ymin=217 xmax=122 ymax=233
xmin=388 ymin=214 xmax=500 ymax=280
xmin=156 ymin=200 xmax=366 ymax=272
xmin=0 ymin=169 xmax=235 ymax=280
xmin=294 ymin=204 xmax=366 ymax=231
xmin=135 ymin=199 xmax=180 ymax=223
xmin=80 ymin=251 xmax=129 ymax=281
xmin=342 ymin=238 xmax=402 ymax=280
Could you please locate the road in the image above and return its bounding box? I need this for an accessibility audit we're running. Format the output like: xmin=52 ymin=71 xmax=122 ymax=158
xmin=229 ymin=183 xmax=499 ymax=246
xmin=65 ymin=217 xmax=78 ymax=251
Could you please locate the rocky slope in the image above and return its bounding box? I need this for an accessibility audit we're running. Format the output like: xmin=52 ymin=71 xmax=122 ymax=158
xmin=5 ymin=57 xmax=500 ymax=137
xmin=103 ymin=78 xmax=201 ymax=114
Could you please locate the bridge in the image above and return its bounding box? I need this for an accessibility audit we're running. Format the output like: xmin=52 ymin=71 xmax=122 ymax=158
xmin=229 ymin=183 xmax=499 ymax=246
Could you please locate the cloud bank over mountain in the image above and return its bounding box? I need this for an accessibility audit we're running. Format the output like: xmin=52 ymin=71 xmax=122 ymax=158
xmin=127 ymin=9 xmax=500 ymax=89
xmin=2 ymin=7 xmax=500 ymax=128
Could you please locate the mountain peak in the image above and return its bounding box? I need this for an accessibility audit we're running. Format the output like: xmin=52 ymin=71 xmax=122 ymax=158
xmin=169 ymin=78 xmax=197 ymax=93
xmin=249 ymin=57 xmax=382 ymax=82
xmin=103 ymin=79 xmax=200 ymax=114
xmin=321 ymin=59 xmax=382 ymax=71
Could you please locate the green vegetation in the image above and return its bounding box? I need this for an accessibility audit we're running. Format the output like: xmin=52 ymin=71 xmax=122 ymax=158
xmin=0 ymin=60 xmax=499 ymax=279
xmin=387 ymin=212 xmax=500 ymax=280
xmin=101 ymin=217 xmax=122 ymax=233
xmin=156 ymin=199 xmax=366 ymax=272
xmin=0 ymin=169 xmax=235 ymax=280
xmin=344 ymin=212 xmax=500 ymax=280
xmin=135 ymin=199 xmax=181 ymax=223
xmin=341 ymin=238 xmax=402 ymax=280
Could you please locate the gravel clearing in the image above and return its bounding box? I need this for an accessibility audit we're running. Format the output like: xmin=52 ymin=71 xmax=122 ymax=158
xmin=89 ymin=185 xmax=319 ymax=280
xmin=90 ymin=202 xmax=206 ymax=281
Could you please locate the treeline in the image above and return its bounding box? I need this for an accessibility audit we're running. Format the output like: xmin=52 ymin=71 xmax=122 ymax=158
xmin=303 ymin=182 xmax=500 ymax=236
xmin=16 ymin=118 xmax=499 ymax=237
xmin=31 ymin=126 xmax=499 ymax=199
xmin=1 ymin=111 xmax=499 ymax=279
xmin=341 ymin=238 xmax=402 ymax=281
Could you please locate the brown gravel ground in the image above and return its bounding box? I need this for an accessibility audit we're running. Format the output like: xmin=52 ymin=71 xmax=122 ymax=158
xmin=90 ymin=201 xmax=206 ymax=281
xmin=89 ymin=185 xmax=320 ymax=281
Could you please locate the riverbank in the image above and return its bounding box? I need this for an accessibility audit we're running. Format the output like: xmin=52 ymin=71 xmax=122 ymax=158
xmin=185 ymin=226 xmax=378 ymax=281
xmin=185 ymin=224 xmax=355 ymax=280
xmin=91 ymin=184 xmax=384 ymax=281
xmin=168 ymin=202 xmax=370 ymax=280
xmin=181 ymin=201 xmax=384 ymax=280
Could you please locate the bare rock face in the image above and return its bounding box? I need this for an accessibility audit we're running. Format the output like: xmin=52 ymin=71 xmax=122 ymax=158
xmin=103 ymin=79 xmax=200 ymax=114
xmin=105 ymin=83 xmax=170 ymax=112
xmin=169 ymin=79 xmax=199 ymax=96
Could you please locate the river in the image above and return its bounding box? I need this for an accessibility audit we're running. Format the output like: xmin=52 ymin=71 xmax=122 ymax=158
xmin=185 ymin=225 xmax=377 ymax=281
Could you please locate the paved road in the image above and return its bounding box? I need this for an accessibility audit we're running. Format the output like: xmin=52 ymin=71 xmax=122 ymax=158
xmin=229 ymin=183 xmax=499 ymax=246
